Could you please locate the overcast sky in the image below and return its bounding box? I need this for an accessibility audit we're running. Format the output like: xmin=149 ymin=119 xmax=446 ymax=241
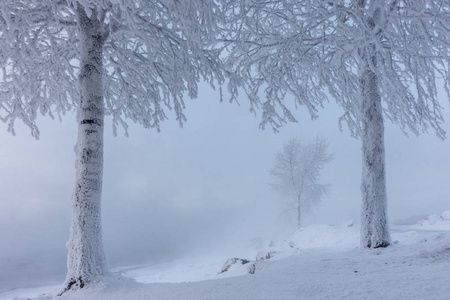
xmin=0 ymin=84 xmax=449 ymax=290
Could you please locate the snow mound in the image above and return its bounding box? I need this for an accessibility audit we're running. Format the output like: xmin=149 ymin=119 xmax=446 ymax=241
xmin=278 ymin=223 xmax=359 ymax=251
xmin=417 ymin=211 xmax=450 ymax=230
xmin=417 ymin=243 xmax=450 ymax=262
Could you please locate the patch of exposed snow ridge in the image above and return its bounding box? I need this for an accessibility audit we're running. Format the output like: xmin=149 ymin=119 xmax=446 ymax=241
xmin=418 ymin=211 xmax=450 ymax=230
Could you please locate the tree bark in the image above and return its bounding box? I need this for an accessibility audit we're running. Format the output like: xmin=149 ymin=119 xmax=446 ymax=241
xmin=359 ymin=66 xmax=391 ymax=248
xmin=62 ymin=5 xmax=107 ymax=292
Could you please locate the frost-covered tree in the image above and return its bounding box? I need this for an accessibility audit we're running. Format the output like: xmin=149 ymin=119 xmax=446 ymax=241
xmin=0 ymin=0 xmax=224 ymax=291
xmin=222 ymin=0 xmax=450 ymax=248
xmin=270 ymin=137 xmax=332 ymax=229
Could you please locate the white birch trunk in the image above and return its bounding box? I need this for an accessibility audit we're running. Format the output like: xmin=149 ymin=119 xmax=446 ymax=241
xmin=62 ymin=5 xmax=107 ymax=292
xmin=360 ymin=66 xmax=391 ymax=248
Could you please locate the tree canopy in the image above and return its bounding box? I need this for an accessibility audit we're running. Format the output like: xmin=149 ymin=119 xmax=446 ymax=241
xmin=0 ymin=0 xmax=225 ymax=137
xmin=222 ymin=0 xmax=449 ymax=137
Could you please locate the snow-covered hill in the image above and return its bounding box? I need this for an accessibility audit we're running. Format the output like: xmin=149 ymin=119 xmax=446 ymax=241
xmin=2 ymin=212 xmax=450 ymax=300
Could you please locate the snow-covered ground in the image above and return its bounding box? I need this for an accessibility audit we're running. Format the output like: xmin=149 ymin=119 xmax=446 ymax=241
xmin=2 ymin=212 xmax=450 ymax=300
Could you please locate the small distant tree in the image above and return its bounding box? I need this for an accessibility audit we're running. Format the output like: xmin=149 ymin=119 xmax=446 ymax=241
xmin=270 ymin=137 xmax=332 ymax=229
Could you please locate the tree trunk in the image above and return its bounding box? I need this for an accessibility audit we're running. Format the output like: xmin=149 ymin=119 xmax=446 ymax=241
xmin=297 ymin=202 xmax=301 ymax=229
xmin=62 ymin=5 xmax=107 ymax=292
xmin=359 ymin=66 xmax=391 ymax=249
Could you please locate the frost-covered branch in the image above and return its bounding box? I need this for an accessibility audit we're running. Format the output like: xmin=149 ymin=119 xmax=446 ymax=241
xmin=221 ymin=0 xmax=450 ymax=137
xmin=0 ymin=0 xmax=226 ymax=137
xmin=0 ymin=0 xmax=78 ymax=137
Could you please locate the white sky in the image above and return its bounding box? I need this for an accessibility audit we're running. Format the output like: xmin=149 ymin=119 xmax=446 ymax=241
xmin=0 ymin=83 xmax=449 ymax=290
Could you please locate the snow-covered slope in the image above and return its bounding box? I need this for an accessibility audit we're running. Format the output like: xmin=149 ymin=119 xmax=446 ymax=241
xmin=3 ymin=212 xmax=450 ymax=300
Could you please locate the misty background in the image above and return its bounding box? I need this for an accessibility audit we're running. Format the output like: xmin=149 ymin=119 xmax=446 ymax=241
xmin=0 ymin=85 xmax=449 ymax=291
